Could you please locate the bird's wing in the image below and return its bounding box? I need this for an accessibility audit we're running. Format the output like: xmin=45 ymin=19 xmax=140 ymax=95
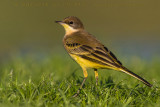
xmin=63 ymin=33 xmax=122 ymax=68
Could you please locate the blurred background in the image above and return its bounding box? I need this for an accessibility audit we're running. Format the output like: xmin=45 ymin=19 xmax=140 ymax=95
xmin=0 ymin=0 xmax=160 ymax=62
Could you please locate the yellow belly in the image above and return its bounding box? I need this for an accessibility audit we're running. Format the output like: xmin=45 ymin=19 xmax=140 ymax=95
xmin=70 ymin=54 xmax=105 ymax=69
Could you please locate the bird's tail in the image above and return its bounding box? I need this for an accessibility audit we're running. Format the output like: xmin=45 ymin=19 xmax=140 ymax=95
xmin=119 ymin=67 xmax=152 ymax=87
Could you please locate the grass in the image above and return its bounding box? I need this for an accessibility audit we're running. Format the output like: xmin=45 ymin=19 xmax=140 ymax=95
xmin=0 ymin=54 xmax=160 ymax=107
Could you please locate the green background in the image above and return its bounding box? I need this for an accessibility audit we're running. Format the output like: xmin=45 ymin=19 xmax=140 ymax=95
xmin=0 ymin=1 xmax=160 ymax=106
xmin=0 ymin=0 xmax=160 ymax=60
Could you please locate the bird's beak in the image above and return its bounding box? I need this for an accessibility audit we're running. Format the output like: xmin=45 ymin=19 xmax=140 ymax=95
xmin=55 ymin=21 xmax=63 ymax=24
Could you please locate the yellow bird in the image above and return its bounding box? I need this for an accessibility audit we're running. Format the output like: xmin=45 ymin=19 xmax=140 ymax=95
xmin=55 ymin=16 xmax=152 ymax=97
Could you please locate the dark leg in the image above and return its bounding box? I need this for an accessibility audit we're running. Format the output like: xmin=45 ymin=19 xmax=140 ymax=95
xmin=73 ymin=77 xmax=87 ymax=97
xmin=73 ymin=67 xmax=88 ymax=97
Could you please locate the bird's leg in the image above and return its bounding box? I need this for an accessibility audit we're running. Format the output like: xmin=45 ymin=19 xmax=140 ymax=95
xmin=94 ymin=69 xmax=98 ymax=86
xmin=73 ymin=67 xmax=88 ymax=97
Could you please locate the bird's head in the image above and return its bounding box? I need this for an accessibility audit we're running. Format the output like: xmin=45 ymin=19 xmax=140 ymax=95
xmin=56 ymin=16 xmax=84 ymax=35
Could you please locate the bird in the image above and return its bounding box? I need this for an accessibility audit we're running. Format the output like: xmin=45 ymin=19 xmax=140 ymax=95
xmin=55 ymin=16 xmax=152 ymax=97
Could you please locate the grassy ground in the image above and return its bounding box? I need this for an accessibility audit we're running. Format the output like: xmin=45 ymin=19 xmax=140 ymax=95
xmin=0 ymin=54 xmax=159 ymax=107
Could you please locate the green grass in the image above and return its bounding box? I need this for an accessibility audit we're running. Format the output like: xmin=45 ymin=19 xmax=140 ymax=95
xmin=0 ymin=54 xmax=160 ymax=107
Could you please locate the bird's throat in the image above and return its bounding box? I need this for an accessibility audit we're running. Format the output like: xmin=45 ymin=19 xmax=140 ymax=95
xmin=61 ymin=23 xmax=79 ymax=35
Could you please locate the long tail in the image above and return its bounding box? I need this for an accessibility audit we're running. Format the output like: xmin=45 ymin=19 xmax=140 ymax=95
xmin=119 ymin=67 xmax=152 ymax=87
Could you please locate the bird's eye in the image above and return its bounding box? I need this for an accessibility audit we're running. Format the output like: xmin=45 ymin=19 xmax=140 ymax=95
xmin=69 ymin=21 xmax=73 ymax=24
